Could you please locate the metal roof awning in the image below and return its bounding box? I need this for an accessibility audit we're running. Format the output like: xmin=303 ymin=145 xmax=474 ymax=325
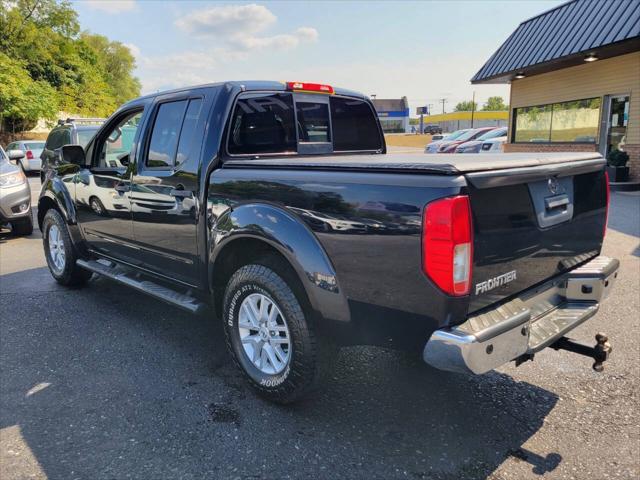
xmin=471 ymin=0 xmax=640 ymax=84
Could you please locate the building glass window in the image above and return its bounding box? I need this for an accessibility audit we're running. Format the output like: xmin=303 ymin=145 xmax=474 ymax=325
xmin=550 ymin=98 xmax=601 ymax=142
xmin=513 ymin=105 xmax=552 ymax=142
xmin=513 ymin=97 xmax=601 ymax=143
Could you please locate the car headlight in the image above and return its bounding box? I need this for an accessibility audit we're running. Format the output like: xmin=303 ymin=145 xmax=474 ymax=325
xmin=0 ymin=170 xmax=26 ymax=188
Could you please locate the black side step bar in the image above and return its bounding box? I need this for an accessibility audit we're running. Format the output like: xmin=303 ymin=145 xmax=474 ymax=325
xmin=77 ymin=259 xmax=207 ymax=315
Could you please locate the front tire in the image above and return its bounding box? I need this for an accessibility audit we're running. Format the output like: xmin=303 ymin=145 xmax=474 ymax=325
xmin=10 ymin=214 xmax=33 ymax=236
xmin=42 ymin=209 xmax=92 ymax=286
xmin=223 ymin=263 xmax=331 ymax=404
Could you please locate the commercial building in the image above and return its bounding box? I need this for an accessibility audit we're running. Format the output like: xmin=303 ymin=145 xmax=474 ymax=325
xmin=418 ymin=111 xmax=508 ymax=133
xmin=372 ymin=97 xmax=410 ymax=133
xmin=472 ymin=0 xmax=640 ymax=179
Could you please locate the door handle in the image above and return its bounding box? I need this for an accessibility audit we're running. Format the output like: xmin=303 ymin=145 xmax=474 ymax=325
xmin=170 ymin=189 xmax=193 ymax=198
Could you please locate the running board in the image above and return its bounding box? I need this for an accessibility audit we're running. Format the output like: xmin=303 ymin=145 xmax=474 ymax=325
xmin=77 ymin=259 xmax=207 ymax=315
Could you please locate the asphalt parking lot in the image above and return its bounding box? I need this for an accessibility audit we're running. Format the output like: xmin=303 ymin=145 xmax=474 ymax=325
xmin=1 ymin=176 xmax=639 ymax=480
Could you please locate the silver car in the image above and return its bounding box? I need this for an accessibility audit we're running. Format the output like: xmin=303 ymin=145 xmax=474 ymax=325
xmin=0 ymin=146 xmax=33 ymax=236
xmin=5 ymin=140 xmax=45 ymax=172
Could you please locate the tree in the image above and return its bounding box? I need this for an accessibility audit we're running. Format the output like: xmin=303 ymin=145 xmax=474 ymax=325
xmin=81 ymin=33 xmax=142 ymax=105
xmin=454 ymin=100 xmax=478 ymax=112
xmin=0 ymin=53 xmax=59 ymax=131
xmin=0 ymin=0 xmax=140 ymax=132
xmin=482 ymin=96 xmax=508 ymax=111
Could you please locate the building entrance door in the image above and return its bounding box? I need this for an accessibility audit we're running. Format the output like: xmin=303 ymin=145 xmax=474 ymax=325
xmin=600 ymin=95 xmax=630 ymax=158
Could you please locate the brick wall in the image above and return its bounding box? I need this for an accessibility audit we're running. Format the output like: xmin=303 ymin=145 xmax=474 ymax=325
xmin=503 ymin=143 xmax=640 ymax=180
xmin=504 ymin=143 xmax=597 ymax=153
xmin=624 ymin=144 xmax=640 ymax=180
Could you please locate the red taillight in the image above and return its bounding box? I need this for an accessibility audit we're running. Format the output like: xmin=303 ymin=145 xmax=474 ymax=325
xmin=286 ymin=81 xmax=334 ymax=95
xmin=603 ymin=170 xmax=610 ymax=238
xmin=422 ymin=195 xmax=473 ymax=296
xmin=26 ymin=150 xmax=34 ymax=159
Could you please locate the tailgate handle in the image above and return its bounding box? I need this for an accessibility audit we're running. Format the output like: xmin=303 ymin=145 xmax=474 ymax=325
xmin=545 ymin=194 xmax=569 ymax=211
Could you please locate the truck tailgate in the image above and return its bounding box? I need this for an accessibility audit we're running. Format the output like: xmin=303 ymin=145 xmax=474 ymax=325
xmin=464 ymin=155 xmax=608 ymax=313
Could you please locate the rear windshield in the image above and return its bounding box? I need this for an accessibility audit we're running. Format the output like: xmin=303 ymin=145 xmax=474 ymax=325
xmin=25 ymin=142 xmax=45 ymax=149
xmin=227 ymin=92 xmax=381 ymax=156
xmin=77 ymin=128 xmax=100 ymax=148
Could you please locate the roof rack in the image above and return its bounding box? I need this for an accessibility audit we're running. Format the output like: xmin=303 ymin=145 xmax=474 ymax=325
xmin=57 ymin=117 xmax=107 ymax=126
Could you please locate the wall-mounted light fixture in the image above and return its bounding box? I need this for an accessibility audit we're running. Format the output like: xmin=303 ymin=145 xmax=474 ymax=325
xmin=584 ymin=53 xmax=599 ymax=62
xmin=514 ymin=72 xmax=526 ymax=79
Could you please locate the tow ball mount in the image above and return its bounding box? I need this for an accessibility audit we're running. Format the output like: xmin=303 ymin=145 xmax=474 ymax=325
xmin=550 ymin=333 xmax=612 ymax=372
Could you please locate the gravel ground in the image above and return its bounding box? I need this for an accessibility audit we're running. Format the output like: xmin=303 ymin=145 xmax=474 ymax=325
xmin=1 ymin=177 xmax=638 ymax=479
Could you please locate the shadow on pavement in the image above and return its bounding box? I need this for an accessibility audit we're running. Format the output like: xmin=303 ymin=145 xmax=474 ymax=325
xmin=1 ymin=267 xmax=561 ymax=479
xmin=607 ymin=192 xmax=640 ymax=240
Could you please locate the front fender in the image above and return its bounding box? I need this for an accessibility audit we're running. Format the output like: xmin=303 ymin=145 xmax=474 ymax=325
xmin=39 ymin=174 xmax=76 ymax=225
xmin=210 ymin=203 xmax=351 ymax=322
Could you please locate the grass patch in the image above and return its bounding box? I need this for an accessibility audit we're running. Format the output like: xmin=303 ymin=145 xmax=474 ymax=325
xmin=384 ymin=134 xmax=433 ymax=148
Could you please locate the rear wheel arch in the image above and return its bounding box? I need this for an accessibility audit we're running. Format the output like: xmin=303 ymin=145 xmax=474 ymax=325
xmin=210 ymin=236 xmax=313 ymax=321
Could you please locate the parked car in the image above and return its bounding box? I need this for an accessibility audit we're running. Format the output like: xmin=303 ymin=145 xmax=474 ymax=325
xmin=4 ymin=140 xmax=45 ymax=172
xmin=455 ymin=127 xmax=508 ymax=153
xmin=0 ymin=146 xmax=33 ymax=235
xmin=41 ymin=118 xmax=105 ymax=182
xmin=39 ymin=80 xmax=616 ymax=404
xmin=479 ymin=132 xmax=509 ymax=153
xmin=438 ymin=127 xmax=497 ymax=153
xmin=424 ymin=129 xmax=470 ymax=153
xmin=422 ymin=124 xmax=442 ymax=135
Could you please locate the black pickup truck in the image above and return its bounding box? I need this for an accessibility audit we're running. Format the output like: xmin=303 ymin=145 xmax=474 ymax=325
xmin=39 ymin=81 xmax=618 ymax=403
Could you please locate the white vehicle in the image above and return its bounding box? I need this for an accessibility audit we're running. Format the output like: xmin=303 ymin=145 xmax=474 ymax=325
xmin=74 ymin=173 xmax=128 ymax=215
xmin=479 ymin=135 xmax=508 ymax=153
xmin=5 ymin=140 xmax=45 ymax=172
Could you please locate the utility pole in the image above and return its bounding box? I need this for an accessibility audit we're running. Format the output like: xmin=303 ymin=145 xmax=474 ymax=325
xmin=440 ymin=98 xmax=447 ymax=114
xmin=470 ymin=91 xmax=476 ymax=128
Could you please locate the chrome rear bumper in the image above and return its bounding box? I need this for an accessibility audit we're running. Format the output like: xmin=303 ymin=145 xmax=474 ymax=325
xmin=423 ymin=256 xmax=619 ymax=374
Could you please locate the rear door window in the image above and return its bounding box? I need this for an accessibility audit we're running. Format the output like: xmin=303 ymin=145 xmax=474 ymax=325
xmin=146 ymin=100 xmax=188 ymax=168
xmin=176 ymin=98 xmax=203 ymax=166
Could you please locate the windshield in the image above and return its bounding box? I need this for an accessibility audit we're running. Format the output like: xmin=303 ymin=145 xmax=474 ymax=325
xmin=0 ymin=147 xmax=7 ymax=163
xmin=456 ymin=129 xmax=484 ymax=141
xmin=477 ymin=128 xmax=506 ymax=141
xmin=445 ymin=129 xmax=470 ymax=141
xmin=77 ymin=128 xmax=100 ymax=147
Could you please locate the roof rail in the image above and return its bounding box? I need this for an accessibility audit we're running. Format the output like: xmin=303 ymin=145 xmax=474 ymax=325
xmin=58 ymin=117 xmax=107 ymax=125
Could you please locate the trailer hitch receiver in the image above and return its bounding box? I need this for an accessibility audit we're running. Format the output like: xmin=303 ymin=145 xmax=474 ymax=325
xmin=550 ymin=333 xmax=612 ymax=372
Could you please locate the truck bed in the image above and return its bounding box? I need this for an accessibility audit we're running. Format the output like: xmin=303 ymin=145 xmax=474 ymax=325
xmin=224 ymin=152 xmax=604 ymax=175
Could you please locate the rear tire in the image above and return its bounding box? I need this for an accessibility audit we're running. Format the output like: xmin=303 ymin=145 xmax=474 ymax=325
xmin=42 ymin=209 xmax=92 ymax=286
xmin=223 ymin=262 xmax=333 ymax=404
xmin=10 ymin=214 xmax=33 ymax=236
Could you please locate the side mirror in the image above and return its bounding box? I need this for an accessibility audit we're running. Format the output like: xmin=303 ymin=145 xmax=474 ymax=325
xmin=7 ymin=149 xmax=25 ymax=161
xmin=61 ymin=144 xmax=86 ymax=166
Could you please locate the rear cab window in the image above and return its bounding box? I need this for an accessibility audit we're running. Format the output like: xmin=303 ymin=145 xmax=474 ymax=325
xmin=226 ymin=91 xmax=382 ymax=158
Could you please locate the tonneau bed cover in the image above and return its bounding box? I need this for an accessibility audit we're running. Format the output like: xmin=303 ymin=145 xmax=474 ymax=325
xmin=224 ymin=152 xmax=604 ymax=176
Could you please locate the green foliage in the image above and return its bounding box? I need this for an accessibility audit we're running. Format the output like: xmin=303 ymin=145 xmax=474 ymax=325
xmin=454 ymin=100 xmax=478 ymax=112
xmin=607 ymin=149 xmax=629 ymax=167
xmin=0 ymin=0 xmax=140 ymax=131
xmin=482 ymin=96 xmax=508 ymax=111
xmin=0 ymin=53 xmax=59 ymax=130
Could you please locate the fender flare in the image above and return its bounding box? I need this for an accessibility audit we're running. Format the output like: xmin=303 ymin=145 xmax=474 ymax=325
xmin=38 ymin=176 xmax=77 ymax=225
xmin=209 ymin=203 xmax=351 ymax=323
xmin=38 ymin=175 xmax=86 ymax=250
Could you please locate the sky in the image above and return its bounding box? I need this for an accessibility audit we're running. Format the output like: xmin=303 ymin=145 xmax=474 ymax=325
xmin=74 ymin=0 xmax=564 ymax=116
